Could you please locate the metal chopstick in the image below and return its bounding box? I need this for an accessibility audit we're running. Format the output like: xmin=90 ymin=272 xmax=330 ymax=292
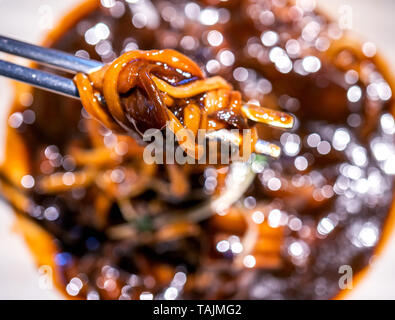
xmin=0 ymin=35 xmax=103 ymax=73
xmin=0 ymin=59 xmax=79 ymax=99
xmin=0 ymin=35 xmax=105 ymax=98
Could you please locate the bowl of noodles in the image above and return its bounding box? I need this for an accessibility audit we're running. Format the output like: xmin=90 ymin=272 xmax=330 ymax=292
xmin=1 ymin=0 xmax=395 ymax=299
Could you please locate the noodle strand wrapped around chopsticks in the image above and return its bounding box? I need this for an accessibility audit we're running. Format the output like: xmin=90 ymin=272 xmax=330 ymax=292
xmin=74 ymin=49 xmax=293 ymax=159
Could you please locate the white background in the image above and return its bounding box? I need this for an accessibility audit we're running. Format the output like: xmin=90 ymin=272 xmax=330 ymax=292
xmin=0 ymin=0 xmax=394 ymax=299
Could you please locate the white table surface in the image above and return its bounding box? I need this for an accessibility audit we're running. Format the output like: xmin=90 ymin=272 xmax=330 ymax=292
xmin=0 ymin=0 xmax=395 ymax=299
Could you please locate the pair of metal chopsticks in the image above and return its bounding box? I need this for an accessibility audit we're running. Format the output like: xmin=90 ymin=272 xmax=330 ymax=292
xmin=0 ymin=35 xmax=286 ymax=158
xmin=0 ymin=35 xmax=104 ymax=98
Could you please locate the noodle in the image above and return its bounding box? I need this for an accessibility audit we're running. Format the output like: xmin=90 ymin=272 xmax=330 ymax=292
xmin=74 ymin=49 xmax=293 ymax=158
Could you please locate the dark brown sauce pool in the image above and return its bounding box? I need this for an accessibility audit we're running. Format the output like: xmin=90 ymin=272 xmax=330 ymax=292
xmin=9 ymin=0 xmax=395 ymax=299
